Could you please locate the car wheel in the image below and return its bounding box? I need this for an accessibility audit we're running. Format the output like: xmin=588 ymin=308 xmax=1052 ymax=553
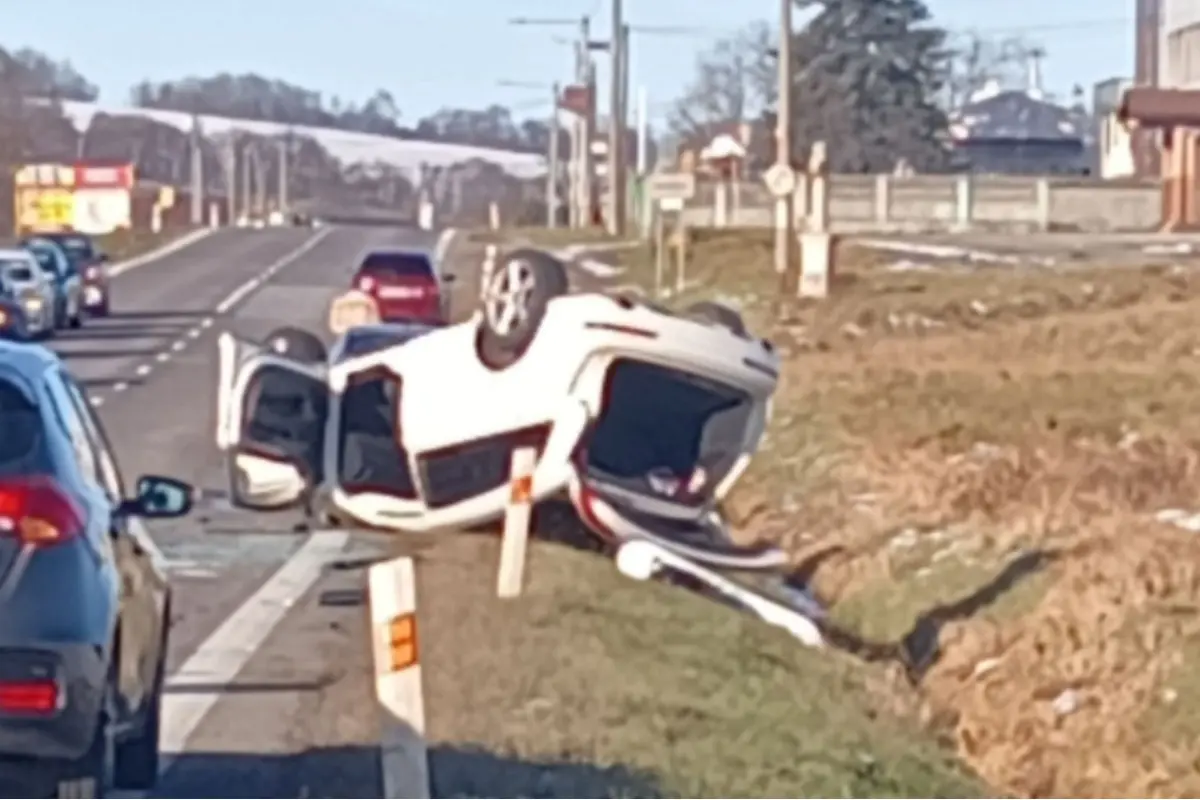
xmin=114 ymin=644 xmax=166 ymax=789
xmin=265 ymin=326 xmax=327 ymax=364
xmin=478 ymin=248 xmax=568 ymax=367
xmin=52 ymin=681 xmax=116 ymax=798
xmin=683 ymin=300 xmax=748 ymax=337
xmin=69 ymin=310 xmax=83 ymax=329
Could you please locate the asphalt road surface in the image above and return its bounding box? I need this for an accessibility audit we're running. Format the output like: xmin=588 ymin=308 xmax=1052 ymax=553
xmin=45 ymin=226 xmax=462 ymax=798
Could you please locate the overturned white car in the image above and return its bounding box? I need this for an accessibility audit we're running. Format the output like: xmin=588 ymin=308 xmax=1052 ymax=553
xmin=215 ymin=249 xmax=785 ymax=569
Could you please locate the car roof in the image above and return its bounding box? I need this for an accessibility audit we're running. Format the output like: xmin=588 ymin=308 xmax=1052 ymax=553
xmin=0 ymin=340 xmax=60 ymax=382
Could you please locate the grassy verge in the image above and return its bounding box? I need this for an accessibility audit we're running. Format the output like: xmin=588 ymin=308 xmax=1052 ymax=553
xmin=97 ymin=226 xmax=201 ymax=261
xmin=596 ymin=227 xmax=1200 ymax=797
xmin=467 ymin=226 xmax=629 ymax=248
xmin=417 ymin=531 xmax=985 ymax=798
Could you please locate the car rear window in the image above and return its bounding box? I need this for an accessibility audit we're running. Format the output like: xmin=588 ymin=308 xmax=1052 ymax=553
xmin=358 ymin=252 xmax=434 ymax=279
xmin=0 ymin=261 xmax=34 ymax=282
xmin=0 ymin=378 xmax=45 ymax=476
xmin=51 ymin=235 xmax=94 ymax=260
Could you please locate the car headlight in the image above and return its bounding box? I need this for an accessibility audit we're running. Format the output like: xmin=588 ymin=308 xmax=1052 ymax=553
xmin=20 ymin=292 xmax=42 ymax=309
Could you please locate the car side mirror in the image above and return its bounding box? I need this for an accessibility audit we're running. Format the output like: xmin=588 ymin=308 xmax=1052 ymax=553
xmin=123 ymin=475 xmax=195 ymax=518
xmin=229 ymin=446 xmax=311 ymax=511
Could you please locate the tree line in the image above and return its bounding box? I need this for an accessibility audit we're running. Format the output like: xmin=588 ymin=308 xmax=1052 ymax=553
xmin=0 ymin=47 xmax=562 ymax=229
xmin=664 ymin=0 xmax=1055 ymax=174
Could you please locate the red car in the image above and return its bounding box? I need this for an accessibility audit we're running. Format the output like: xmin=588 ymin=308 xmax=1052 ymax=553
xmin=352 ymin=249 xmax=449 ymax=324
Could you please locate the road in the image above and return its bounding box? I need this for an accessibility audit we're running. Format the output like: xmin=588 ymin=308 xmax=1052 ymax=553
xmin=48 ymin=226 xmax=455 ymax=797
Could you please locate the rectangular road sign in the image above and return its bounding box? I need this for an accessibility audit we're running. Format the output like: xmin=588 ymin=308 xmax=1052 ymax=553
xmin=645 ymin=172 xmax=696 ymax=202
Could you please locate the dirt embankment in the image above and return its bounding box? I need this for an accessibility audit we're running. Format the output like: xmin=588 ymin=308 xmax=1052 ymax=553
xmin=609 ymin=228 xmax=1200 ymax=798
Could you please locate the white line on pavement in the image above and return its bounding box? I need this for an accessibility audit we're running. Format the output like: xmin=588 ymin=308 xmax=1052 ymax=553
xmin=158 ymin=531 xmax=350 ymax=759
xmin=108 ymin=228 xmax=217 ymax=278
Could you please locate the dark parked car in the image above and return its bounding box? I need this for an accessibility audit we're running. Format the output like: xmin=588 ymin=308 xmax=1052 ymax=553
xmin=0 ymin=341 xmax=193 ymax=797
xmin=20 ymin=233 xmax=110 ymax=317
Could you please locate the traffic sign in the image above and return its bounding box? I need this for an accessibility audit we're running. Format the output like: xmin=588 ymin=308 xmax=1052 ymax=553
xmin=763 ymin=163 xmax=797 ymax=198
xmin=645 ymin=172 xmax=696 ymax=202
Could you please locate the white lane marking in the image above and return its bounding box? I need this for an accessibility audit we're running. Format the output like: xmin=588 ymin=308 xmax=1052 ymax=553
xmin=187 ymin=328 xmax=201 ymax=339
xmin=156 ymin=352 xmax=170 ymax=363
xmin=214 ymin=277 xmax=261 ymax=315
xmin=89 ymin=395 xmax=103 ymax=407
xmin=171 ymin=340 xmax=186 ymax=352
xmin=112 ymin=382 xmax=128 ymax=392
xmin=199 ymin=317 xmax=214 ymax=329
xmin=108 ymin=228 xmax=217 ymax=279
xmin=213 ymin=227 xmax=333 ymax=316
xmin=158 ymin=532 xmax=350 ymax=758
xmin=135 ymin=364 xmax=152 ymax=377
xmin=575 ymin=257 xmax=622 ymax=278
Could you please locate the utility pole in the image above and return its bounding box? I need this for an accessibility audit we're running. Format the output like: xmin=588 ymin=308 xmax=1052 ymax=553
xmin=223 ymin=138 xmax=236 ymax=226
xmin=548 ymin=82 xmax=560 ymax=228
xmin=579 ymin=15 xmax=596 ymax=228
xmin=277 ymin=134 xmax=290 ymax=217
xmin=774 ymin=0 xmax=794 ymax=276
xmin=241 ymin=145 xmax=253 ymax=219
xmin=606 ymin=0 xmax=625 ymax=235
xmin=189 ymin=114 xmax=204 ymax=226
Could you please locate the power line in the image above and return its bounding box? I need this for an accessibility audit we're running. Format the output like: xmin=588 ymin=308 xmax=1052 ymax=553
xmin=619 ymin=15 xmax=1133 ymax=39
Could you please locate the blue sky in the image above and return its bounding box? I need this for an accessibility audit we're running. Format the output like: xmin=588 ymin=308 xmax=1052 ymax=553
xmin=4 ymin=0 xmax=1131 ymax=124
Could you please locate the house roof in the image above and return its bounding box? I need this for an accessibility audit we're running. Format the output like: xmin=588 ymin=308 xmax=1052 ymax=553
xmin=949 ymin=90 xmax=1082 ymax=142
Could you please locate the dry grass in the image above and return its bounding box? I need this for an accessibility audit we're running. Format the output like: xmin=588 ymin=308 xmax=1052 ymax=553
xmin=97 ymin=226 xmax=199 ymax=261
xmin=416 ymin=531 xmax=984 ymax=798
xmin=608 ymin=228 xmax=1200 ymax=798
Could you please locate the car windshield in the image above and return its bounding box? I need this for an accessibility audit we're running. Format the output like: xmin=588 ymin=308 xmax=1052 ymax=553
xmin=0 ymin=260 xmax=35 ymax=283
xmin=359 ymin=252 xmax=433 ymax=279
xmin=47 ymin=235 xmax=93 ymax=261
xmin=23 ymin=244 xmax=61 ymax=273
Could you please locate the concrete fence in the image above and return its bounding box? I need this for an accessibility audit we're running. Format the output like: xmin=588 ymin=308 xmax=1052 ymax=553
xmin=677 ymin=174 xmax=1163 ymax=234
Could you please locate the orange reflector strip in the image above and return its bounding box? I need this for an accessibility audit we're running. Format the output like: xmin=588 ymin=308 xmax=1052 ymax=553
xmin=510 ymin=474 xmax=533 ymax=504
xmin=388 ymin=613 xmax=418 ymax=672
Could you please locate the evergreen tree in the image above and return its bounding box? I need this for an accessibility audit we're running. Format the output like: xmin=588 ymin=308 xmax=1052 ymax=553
xmin=788 ymin=0 xmax=951 ymax=172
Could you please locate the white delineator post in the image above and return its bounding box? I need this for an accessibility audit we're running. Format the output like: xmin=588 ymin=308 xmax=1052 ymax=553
xmin=369 ymin=557 xmax=430 ymax=799
xmin=496 ymin=446 xmax=537 ymax=599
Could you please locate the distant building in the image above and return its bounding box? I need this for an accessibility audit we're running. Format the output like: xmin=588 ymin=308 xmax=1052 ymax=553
xmin=947 ymin=81 xmax=1086 ymax=174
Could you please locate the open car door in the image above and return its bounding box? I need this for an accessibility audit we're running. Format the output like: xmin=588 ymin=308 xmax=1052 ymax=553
xmin=216 ymin=331 xmax=330 ymax=511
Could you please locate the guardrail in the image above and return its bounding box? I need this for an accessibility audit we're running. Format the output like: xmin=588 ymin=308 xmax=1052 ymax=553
xmin=676 ymin=174 xmax=1163 ymax=234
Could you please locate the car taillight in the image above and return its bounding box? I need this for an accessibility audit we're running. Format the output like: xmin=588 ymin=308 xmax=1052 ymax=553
xmin=0 ymin=680 xmax=59 ymax=714
xmin=358 ymin=275 xmax=376 ymax=292
xmin=0 ymin=478 xmax=84 ymax=546
xmin=84 ymin=265 xmax=102 ymax=280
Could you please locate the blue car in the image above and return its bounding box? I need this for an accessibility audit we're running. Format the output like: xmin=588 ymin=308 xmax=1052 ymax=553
xmin=20 ymin=237 xmax=83 ymax=330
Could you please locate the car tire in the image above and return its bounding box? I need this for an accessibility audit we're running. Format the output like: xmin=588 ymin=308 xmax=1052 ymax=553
xmin=683 ymin=300 xmax=748 ymax=337
xmin=69 ymin=310 xmax=83 ymax=329
xmin=478 ymin=248 xmax=568 ymax=368
xmin=265 ymin=326 xmax=327 ymax=364
xmin=114 ymin=647 xmax=167 ymax=789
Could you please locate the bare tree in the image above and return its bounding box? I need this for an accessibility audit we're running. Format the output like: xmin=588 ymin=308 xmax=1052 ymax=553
xmin=667 ymin=22 xmax=776 ymax=143
xmin=943 ymin=33 xmax=1038 ymax=108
